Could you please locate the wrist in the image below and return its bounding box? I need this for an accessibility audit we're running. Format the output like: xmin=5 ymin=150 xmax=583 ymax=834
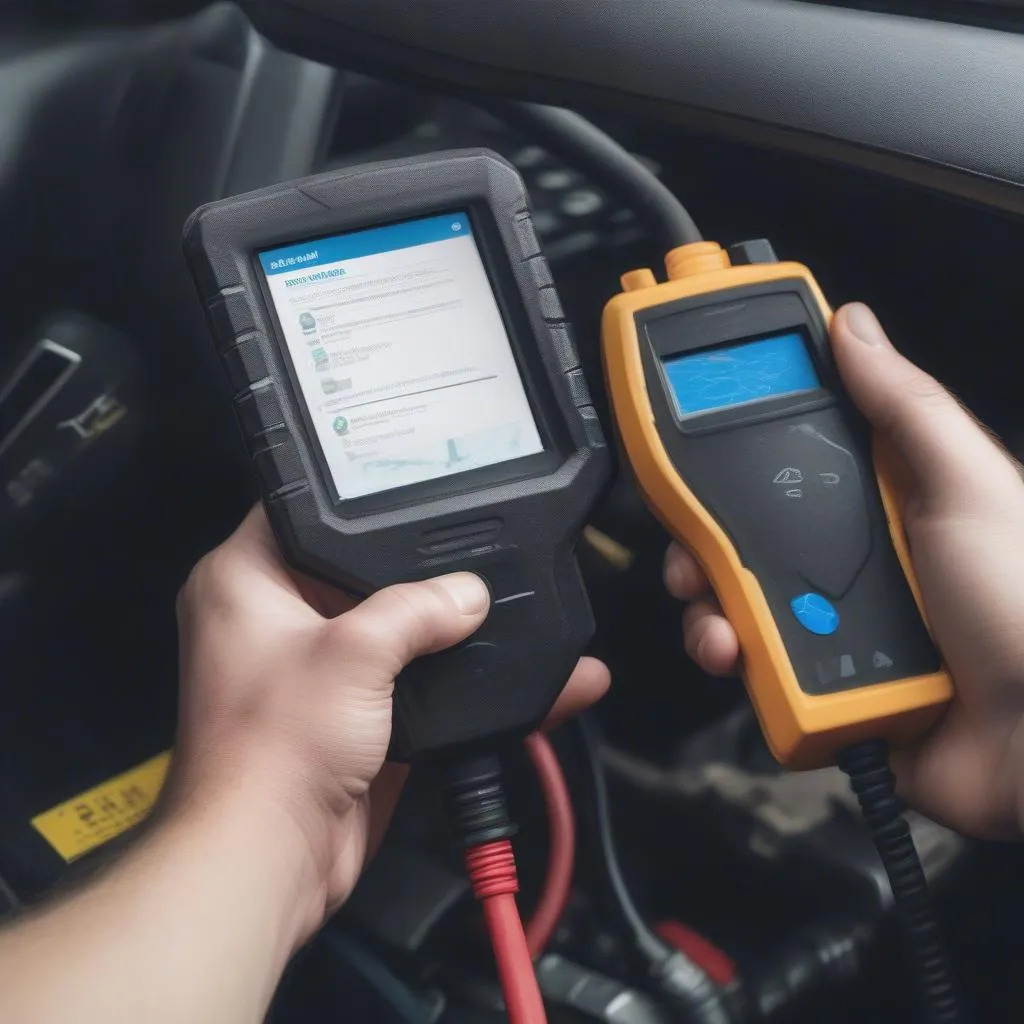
xmin=159 ymin=749 xmax=332 ymax=951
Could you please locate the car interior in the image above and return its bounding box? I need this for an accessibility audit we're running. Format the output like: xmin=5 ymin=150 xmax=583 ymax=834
xmin=3 ymin=1 xmax=1024 ymax=1021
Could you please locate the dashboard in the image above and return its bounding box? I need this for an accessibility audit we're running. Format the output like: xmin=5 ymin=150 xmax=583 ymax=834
xmin=246 ymin=0 xmax=1024 ymax=216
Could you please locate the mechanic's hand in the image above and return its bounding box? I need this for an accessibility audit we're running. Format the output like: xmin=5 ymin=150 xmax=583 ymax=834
xmin=168 ymin=507 xmax=609 ymax=942
xmin=665 ymin=302 xmax=1024 ymax=839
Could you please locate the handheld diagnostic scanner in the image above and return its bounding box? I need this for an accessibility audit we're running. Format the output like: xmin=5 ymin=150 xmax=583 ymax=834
xmin=602 ymin=240 xmax=953 ymax=770
xmin=183 ymin=151 xmax=610 ymax=762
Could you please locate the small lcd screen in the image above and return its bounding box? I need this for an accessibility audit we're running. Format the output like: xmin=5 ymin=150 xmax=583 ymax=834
xmin=660 ymin=331 xmax=820 ymax=418
xmin=260 ymin=212 xmax=543 ymax=501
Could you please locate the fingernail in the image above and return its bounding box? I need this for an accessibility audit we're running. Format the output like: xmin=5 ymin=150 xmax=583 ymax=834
xmin=843 ymin=303 xmax=888 ymax=348
xmin=437 ymin=573 xmax=490 ymax=615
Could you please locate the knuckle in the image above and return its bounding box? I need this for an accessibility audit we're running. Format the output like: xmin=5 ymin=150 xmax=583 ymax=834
xmin=175 ymin=571 xmax=196 ymax=620
xmin=419 ymin=578 xmax=465 ymax=614
xmin=681 ymin=598 xmax=714 ymax=633
xmin=684 ymin=598 xmax=716 ymax=622
xmin=333 ymin=609 xmax=388 ymax=654
xmin=384 ymin=583 xmax=441 ymax=641
xmin=883 ymin=370 xmax=953 ymax=441
xmin=182 ymin=547 xmax=244 ymax=610
xmin=335 ymin=587 xmax=419 ymax=650
xmin=333 ymin=581 xmax=449 ymax=664
xmin=906 ymin=370 xmax=950 ymax=406
xmin=177 ymin=557 xmax=209 ymax=609
xmin=195 ymin=549 xmax=228 ymax=593
xmin=394 ymin=580 xmax=449 ymax=616
xmin=972 ymin=421 xmax=1024 ymax=482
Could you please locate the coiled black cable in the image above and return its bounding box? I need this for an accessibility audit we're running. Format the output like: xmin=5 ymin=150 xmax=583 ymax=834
xmin=487 ymin=101 xmax=702 ymax=252
xmin=838 ymin=740 xmax=963 ymax=1024
xmin=577 ymin=715 xmax=733 ymax=1024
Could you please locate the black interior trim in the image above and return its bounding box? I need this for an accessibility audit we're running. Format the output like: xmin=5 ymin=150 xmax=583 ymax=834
xmin=245 ymin=0 xmax=1024 ymax=214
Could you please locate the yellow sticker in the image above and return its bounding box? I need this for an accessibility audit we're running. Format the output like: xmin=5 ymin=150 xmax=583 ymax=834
xmin=31 ymin=751 xmax=171 ymax=862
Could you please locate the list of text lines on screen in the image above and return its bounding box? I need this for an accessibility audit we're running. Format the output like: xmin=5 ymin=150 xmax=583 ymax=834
xmin=260 ymin=212 xmax=543 ymax=501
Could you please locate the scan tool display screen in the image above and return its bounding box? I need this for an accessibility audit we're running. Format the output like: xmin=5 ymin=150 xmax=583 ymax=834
xmin=260 ymin=213 xmax=543 ymax=501
xmin=660 ymin=331 xmax=820 ymax=418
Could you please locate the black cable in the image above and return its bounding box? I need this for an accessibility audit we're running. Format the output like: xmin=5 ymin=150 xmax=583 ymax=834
xmin=578 ymin=715 xmax=666 ymax=963
xmin=486 ymin=101 xmax=702 ymax=252
xmin=577 ymin=714 xmax=733 ymax=1024
xmin=838 ymin=740 xmax=963 ymax=1024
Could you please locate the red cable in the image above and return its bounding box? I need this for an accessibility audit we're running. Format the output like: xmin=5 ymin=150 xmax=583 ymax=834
xmin=465 ymin=839 xmax=548 ymax=1024
xmin=655 ymin=919 xmax=738 ymax=986
xmin=522 ymin=731 xmax=576 ymax=959
xmin=461 ymin=733 xmax=573 ymax=1019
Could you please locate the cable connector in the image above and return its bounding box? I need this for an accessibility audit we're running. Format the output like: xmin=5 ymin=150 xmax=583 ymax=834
xmin=443 ymin=754 xmax=518 ymax=848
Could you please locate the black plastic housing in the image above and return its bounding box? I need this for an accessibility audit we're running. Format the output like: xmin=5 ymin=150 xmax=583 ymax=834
xmin=182 ymin=150 xmax=610 ymax=761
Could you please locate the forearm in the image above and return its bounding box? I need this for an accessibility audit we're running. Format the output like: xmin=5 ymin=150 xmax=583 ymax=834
xmin=0 ymin=780 xmax=319 ymax=1024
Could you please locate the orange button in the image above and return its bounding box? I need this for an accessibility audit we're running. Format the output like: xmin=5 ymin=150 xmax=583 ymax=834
xmin=619 ymin=268 xmax=657 ymax=292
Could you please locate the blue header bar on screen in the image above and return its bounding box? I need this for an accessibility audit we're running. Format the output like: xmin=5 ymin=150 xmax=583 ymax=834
xmin=259 ymin=212 xmax=472 ymax=275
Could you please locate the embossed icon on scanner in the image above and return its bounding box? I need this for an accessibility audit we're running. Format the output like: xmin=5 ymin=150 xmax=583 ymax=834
xmin=773 ymin=466 xmax=841 ymax=500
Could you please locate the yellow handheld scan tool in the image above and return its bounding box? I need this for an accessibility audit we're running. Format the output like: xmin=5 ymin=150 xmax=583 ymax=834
xmin=603 ymin=240 xmax=953 ymax=770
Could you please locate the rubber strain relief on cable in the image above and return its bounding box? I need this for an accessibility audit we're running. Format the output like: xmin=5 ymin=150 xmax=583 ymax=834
xmin=443 ymin=754 xmax=518 ymax=849
xmin=838 ymin=740 xmax=963 ymax=1024
xmin=466 ymin=839 xmax=520 ymax=900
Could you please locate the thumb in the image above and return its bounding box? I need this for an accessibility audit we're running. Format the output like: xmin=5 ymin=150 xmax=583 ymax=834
xmin=332 ymin=573 xmax=491 ymax=675
xmin=831 ymin=303 xmax=1021 ymax=514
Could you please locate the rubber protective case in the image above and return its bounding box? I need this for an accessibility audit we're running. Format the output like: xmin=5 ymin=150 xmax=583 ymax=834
xmin=183 ymin=150 xmax=610 ymax=761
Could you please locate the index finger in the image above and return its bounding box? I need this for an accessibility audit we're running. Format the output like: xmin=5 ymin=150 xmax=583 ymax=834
xmin=212 ymin=504 xmax=298 ymax=591
xmin=237 ymin=504 xmax=358 ymax=616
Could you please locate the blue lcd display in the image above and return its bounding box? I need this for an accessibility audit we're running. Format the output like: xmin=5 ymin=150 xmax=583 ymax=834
xmin=660 ymin=332 xmax=820 ymax=418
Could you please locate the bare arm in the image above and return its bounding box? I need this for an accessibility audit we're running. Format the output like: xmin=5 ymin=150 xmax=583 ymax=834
xmin=0 ymin=508 xmax=608 ymax=1023
xmin=0 ymin=782 xmax=317 ymax=1024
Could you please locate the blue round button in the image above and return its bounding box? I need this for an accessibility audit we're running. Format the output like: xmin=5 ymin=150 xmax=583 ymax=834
xmin=790 ymin=592 xmax=840 ymax=636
